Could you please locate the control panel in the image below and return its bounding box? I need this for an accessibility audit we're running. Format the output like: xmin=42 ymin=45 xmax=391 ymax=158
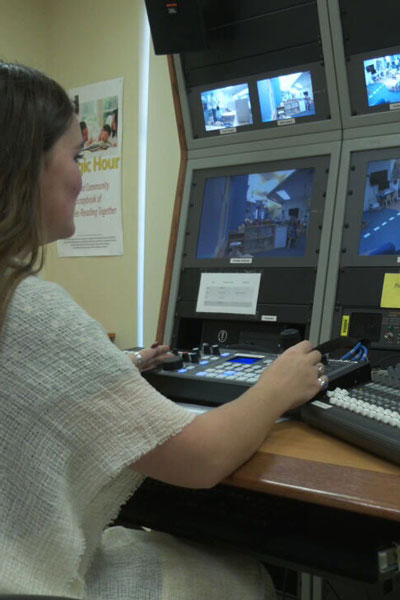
xmin=337 ymin=308 xmax=400 ymax=351
xmin=382 ymin=311 xmax=400 ymax=346
xmin=301 ymin=365 xmax=400 ymax=465
xmin=163 ymin=346 xmax=273 ymax=381
xmin=143 ymin=344 xmax=371 ymax=407
xmin=144 ymin=346 xmax=274 ymax=406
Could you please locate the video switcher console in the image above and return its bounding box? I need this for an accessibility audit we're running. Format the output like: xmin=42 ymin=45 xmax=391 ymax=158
xmin=143 ymin=345 xmax=371 ymax=407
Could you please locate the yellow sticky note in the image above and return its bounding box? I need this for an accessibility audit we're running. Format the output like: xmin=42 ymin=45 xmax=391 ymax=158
xmin=380 ymin=273 xmax=400 ymax=308
xmin=340 ymin=315 xmax=350 ymax=336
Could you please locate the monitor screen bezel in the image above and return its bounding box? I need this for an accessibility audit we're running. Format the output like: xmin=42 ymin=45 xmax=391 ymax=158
xmin=186 ymin=61 xmax=330 ymax=140
xmin=346 ymin=44 xmax=400 ymax=117
xmin=340 ymin=147 xmax=400 ymax=267
xmin=181 ymin=155 xmax=330 ymax=269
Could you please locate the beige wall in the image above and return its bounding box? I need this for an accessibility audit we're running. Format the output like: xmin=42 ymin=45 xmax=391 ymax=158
xmin=0 ymin=0 xmax=48 ymax=67
xmin=0 ymin=0 xmax=179 ymax=349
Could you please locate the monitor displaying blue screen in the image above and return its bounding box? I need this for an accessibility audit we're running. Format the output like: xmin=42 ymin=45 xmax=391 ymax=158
xmin=196 ymin=168 xmax=315 ymax=259
xmin=359 ymin=159 xmax=400 ymax=256
xmin=363 ymin=54 xmax=400 ymax=107
xmin=257 ymin=71 xmax=316 ymax=122
xmin=201 ymin=84 xmax=253 ymax=132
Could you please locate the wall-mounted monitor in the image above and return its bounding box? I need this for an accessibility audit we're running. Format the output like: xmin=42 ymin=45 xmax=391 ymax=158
xmin=340 ymin=148 xmax=400 ymax=266
xmin=182 ymin=155 xmax=330 ymax=269
xmin=346 ymin=45 xmax=400 ymax=117
xmin=201 ymin=83 xmax=253 ymax=132
xmin=257 ymin=71 xmax=316 ymax=123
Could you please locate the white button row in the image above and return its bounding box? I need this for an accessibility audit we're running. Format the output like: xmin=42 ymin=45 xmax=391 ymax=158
xmin=327 ymin=388 xmax=400 ymax=427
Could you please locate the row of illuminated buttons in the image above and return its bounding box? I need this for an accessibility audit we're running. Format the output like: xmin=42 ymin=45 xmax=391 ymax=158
xmin=327 ymin=388 xmax=400 ymax=427
xmin=194 ymin=352 xmax=231 ymax=366
xmin=176 ymin=367 xmax=261 ymax=382
xmin=193 ymin=358 xmax=273 ymax=372
xmin=208 ymin=366 xmax=267 ymax=375
xmin=204 ymin=367 xmax=266 ymax=378
xmin=194 ymin=371 xmax=261 ymax=382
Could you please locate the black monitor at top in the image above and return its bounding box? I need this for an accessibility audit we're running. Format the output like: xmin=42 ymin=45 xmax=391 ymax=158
xmin=181 ymin=155 xmax=330 ymax=269
xmin=340 ymin=148 xmax=400 ymax=266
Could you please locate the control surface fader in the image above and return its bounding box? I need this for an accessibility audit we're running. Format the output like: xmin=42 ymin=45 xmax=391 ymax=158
xmin=301 ymin=376 xmax=400 ymax=465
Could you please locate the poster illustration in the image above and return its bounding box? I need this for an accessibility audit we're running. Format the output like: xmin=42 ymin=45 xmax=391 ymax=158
xmin=57 ymin=77 xmax=124 ymax=257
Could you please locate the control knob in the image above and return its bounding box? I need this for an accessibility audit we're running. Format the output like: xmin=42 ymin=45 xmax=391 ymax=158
xmin=162 ymin=355 xmax=184 ymax=371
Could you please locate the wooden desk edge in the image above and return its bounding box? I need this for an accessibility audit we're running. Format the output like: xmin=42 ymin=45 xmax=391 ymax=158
xmin=224 ymin=453 xmax=400 ymax=521
xmin=224 ymin=423 xmax=400 ymax=522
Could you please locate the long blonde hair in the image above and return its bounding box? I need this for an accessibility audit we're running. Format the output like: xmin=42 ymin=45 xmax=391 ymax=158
xmin=0 ymin=62 xmax=75 ymax=332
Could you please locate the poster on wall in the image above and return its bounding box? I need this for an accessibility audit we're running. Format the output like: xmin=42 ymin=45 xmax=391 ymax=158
xmin=57 ymin=77 xmax=124 ymax=257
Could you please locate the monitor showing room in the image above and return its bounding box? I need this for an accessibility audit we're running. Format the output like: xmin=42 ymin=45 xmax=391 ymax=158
xmin=196 ymin=167 xmax=315 ymax=260
xmin=363 ymin=53 xmax=400 ymax=108
xmin=257 ymin=71 xmax=316 ymax=123
xmin=359 ymin=158 xmax=400 ymax=256
xmin=201 ymin=84 xmax=253 ymax=132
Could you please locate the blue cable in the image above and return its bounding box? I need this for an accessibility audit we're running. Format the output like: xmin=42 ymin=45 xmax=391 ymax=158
xmin=359 ymin=344 xmax=368 ymax=360
xmin=340 ymin=342 xmax=360 ymax=360
xmin=340 ymin=341 xmax=368 ymax=361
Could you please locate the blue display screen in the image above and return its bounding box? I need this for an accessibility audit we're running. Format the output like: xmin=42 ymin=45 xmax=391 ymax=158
xmin=201 ymin=83 xmax=253 ymax=132
xmin=196 ymin=168 xmax=315 ymax=259
xmin=363 ymin=54 xmax=400 ymax=108
xmin=228 ymin=356 xmax=262 ymax=364
xmin=359 ymin=159 xmax=400 ymax=256
xmin=257 ymin=71 xmax=316 ymax=122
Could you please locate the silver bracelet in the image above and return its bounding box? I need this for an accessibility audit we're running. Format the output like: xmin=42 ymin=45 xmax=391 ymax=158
xmin=132 ymin=351 xmax=144 ymax=370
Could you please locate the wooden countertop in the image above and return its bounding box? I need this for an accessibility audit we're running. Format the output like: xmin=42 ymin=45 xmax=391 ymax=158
xmin=224 ymin=420 xmax=400 ymax=521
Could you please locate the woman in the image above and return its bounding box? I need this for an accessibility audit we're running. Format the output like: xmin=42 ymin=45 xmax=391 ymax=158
xmin=0 ymin=62 xmax=326 ymax=599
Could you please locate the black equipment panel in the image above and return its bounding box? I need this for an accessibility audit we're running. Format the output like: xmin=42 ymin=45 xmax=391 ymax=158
xmin=118 ymin=478 xmax=400 ymax=586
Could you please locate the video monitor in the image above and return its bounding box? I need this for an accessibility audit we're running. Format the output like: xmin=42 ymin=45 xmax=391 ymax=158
xmin=359 ymin=158 xmax=400 ymax=256
xmin=196 ymin=168 xmax=314 ymax=259
xmin=201 ymin=83 xmax=253 ymax=132
xmin=257 ymin=71 xmax=316 ymax=123
xmin=363 ymin=54 xmax=400 ymax=108
xmin=340 ymin=147 xmax=400 ymax=268
xmin=182 ymin=156 xmax=330 ymax=269
xmin=345 ymin=45 xmax=400 ymax=118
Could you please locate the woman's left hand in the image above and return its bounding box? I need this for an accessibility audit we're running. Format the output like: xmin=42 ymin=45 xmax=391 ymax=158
xmin=127 ymin=343 xmax=173 ymax=372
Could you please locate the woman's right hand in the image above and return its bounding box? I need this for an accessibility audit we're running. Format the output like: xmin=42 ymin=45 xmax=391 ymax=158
xmin=132 ymin=340 xmax=327 ymax=488
xmin=254 ymin=340 xmax=325 ymax=413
